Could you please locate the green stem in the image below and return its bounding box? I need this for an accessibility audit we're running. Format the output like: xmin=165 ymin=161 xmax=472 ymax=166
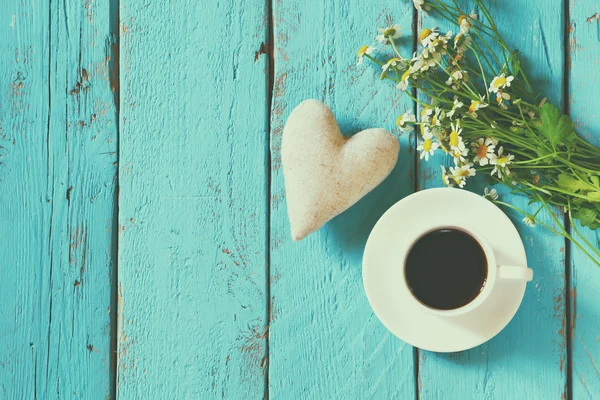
xmin=537 ymin=193 xmax=600 ymax=266
xmin=567 ymin=198 xmax=600 ymax=259
xmin=389 ymin=38 xmax=404 ymax=60
xmin=365 ymin=54 xmax=384 ymax=66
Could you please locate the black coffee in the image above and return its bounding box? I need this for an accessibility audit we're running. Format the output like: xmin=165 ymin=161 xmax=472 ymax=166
xmin=405 ymin=228 xmax=487 ymax=310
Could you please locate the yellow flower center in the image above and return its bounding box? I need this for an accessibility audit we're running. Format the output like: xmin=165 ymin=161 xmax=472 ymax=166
xmin=459 ymin=169 xmax=471 ymax=177
xmin=357 ymin=46 xmax=369 ymax=57
xmin=396 ymin=116 xmax=406 ymax=127
xmin=458 ymin=14 xmax=469 ymax=25
xmin=431 ymin=38 xmax=443 ymax=49
xmin=496 ymin=156 xmax=509 ymax=165
xmin=387 ymin=57 xmax=401 ymax=66
xmin=401 ymin=69 xmax=411 ymax=82
xmin=469 ymin=101 xmax=480 ymax=113
xmin=494 ymin=77 xmax=507 ymax=88
xmin=431 ymin=115 xmax=438 ymax=125
xmin=421 ymin=107 xmax=431 ymax=119
xmin=423 ymin=139 xmax=432 ymax=152
xmin=383 ymin=27 xmax=397 ymax=38
xmin=476 ymin=143 xmax=488 ymax=159
xmin=449 ymin=130 xmax=460 ymax=147
xmin=419 ymin=28 xmax=432 ymax=42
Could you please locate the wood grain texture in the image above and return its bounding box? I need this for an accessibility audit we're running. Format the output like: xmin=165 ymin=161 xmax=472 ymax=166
xmin=568 ymin=0 xmax=600 ymax=397
xmin=269 ymin=1 xmax=416 ymax=398
xmin=117 ymin=0 xmax=269 ymax=398
xmin=417 ymin=1 xmax=568 ymax=399
xmin=1 ymin=0 xmax=597 ymax=397
xmin=0 ymin=0 xmax=118 ymax=397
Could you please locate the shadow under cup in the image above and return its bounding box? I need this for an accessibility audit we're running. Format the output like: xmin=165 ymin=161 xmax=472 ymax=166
xmin=404 ymin=227 xmax=488 ymax=311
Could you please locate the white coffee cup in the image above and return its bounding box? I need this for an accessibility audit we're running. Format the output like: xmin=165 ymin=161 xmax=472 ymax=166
xmin=403 ymin=223 xmax=533 ymax=318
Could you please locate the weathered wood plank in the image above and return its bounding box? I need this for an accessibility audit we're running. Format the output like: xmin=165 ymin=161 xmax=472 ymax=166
xmin=416 ymin=1 xmax=567 ymax=399
xmin=0 ymin=0 xmax=118 ymax=397
xmin=117 ymin=0 xmax=269 ymax=397
xmin=269 ymin=1 xmax=416 ymax=398
xmin=568 ymin=0 xmax=600 ymax=397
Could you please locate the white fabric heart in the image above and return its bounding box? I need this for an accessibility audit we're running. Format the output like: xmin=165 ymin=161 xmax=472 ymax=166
xmin=282 ymin=99 xmax=400 ymax=241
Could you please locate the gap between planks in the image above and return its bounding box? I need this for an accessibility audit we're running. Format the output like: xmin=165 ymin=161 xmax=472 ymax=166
xmin=411 ymin=5 xmax=421 ymax=400
xmin=109 ymin=0 xmax=121 ymax=397
xmin=265 ymin=0 xmax=275 ymax=398
xmin=563 ymin=0 xmax=573 ymax=398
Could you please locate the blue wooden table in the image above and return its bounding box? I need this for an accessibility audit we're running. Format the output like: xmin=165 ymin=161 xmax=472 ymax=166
xmin=1 ymin=0 xmax=599 ymax=398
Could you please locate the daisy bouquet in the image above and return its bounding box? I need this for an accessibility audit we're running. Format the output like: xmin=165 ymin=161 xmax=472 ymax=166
xmin=359 ymin=0 xmax=600 ymax=265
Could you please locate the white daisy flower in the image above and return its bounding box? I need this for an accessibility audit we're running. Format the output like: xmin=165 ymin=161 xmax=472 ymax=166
xmin=445 ymin=69 xmax=466 ymax=90
xmin=441 ymin=166 xmax=453 ymax=187
xmin=448 ymin=122 xmax=465 ymax=152
xmin=454 ymin=33 xmax=472 ymax=54
xmin=356 ymin=45 xmax=375 ymax=65
xmin=483 ymin=187 xmax=499 ymax=201
xmin=431 ymin=107 xmax=444 ymax=126
xmin=397 ymin=68 xmax=413 ymax=91
xmin=413 ymin=0 xmax=431 ymax=14
xmin=426 ymin=48 xmax=443 ymax=62
xmin=449 ymin=173 xmax=466 ymax=188
xmin=452 ymin=146 xmax=469 ymax=164
xmin=472 ymin=137 xmax=496 ymax=166
xmin=418 ymin=27 xmax=439 ymax=47
xmin=415 ymin=56 xmax=436 ymax=72
xmin=450 ymin=163 xmax=476 ymax=188
xmin=458 ymin=14 xmax=472 ymax=34
xmin=420 ymin=107 xmax=434 ymax=125
xmin=413 ymin=48 xmax=439 ymax=72
xmin=417 ymin=131 xmax=439 ymax=161
xmin=396 ymin=112 xmax=416 ymax=132
xmin=490 ymin=146 xmax=515 ymax=179
xmin=495 ymin=90 xmax=511 ymax=109
xmin=488 ymin=74 xmax=515 ymax=93
xmin=377 ymin=24 xmax=402 ymax=44
xmin=453 ymin=163 xmax=477 ymax=178
xmin=429 ymin=32 xmax=452 ymax=53
xmin=523 ymin=216 xmax=536 ymax=227
xmin=381 ymin=57 xmax=402 ymax=72
xmin=466 ymin=97 xmax=488 ymax=118
xmin=447 ymin=98 xmax=464 ymax=118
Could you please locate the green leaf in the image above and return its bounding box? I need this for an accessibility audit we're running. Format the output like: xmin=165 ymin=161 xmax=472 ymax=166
xmin=590 ymin=175 xmax=600 ymax=188
xmin=573 ymin=207 xmax=598 ymax=227
xmin=537 ymin=103 xmax=575 ymax=148
xmin=511 ymin=55 xmax=521 ymax=78
xmin=557 ymin=174 xmax=589 ymax=192
xmin=586 ymin=191 xmax=600 ymax=202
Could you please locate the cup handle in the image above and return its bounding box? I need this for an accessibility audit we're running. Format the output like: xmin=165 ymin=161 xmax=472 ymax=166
xmin=497 ymin=265 xmax=533 ymax=282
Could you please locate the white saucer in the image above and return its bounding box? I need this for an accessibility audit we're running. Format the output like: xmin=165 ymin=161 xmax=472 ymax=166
xmin=362 ymin=188 xmax=529 ymax=353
